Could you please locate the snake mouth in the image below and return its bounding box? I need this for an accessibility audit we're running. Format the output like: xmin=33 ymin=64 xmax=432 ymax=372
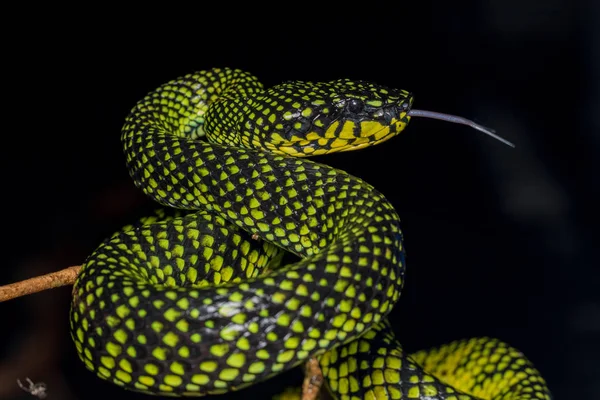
xmin=265 ymin=115 xmax=410 ymax=157
xmin=326 ymin=118 xmax=409 ymax=154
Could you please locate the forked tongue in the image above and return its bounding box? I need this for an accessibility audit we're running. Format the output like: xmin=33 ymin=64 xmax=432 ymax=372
xmin=407 ymin=109 xmax=515 ymax=148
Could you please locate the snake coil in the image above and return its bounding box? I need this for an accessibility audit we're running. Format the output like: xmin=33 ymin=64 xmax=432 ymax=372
xmin=70 ymin=68 xmax=551 ymax=399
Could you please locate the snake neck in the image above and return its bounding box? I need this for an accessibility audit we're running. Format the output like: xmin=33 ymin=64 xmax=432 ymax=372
xmin=123 ymin=68 xmax=263 ymax=142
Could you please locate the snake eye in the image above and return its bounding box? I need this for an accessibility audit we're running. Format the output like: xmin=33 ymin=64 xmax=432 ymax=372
xmin=348 ymin=99 xmax=364 ymax=114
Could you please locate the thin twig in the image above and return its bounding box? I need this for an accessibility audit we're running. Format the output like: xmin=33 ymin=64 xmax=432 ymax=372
xmin=0 ymin=266 xmax=81 ymax=302
xmin=302 ymin=357 xmax=324 ymax=400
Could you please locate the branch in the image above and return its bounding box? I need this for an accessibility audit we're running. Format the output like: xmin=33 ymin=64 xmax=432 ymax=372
xmin=302 ymin=357 xmax=324 ymax=400
xmin=0 ymin=266 xmax=81 ymax=302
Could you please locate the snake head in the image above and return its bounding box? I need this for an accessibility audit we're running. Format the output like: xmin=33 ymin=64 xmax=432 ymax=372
xmin=238 ymin=79 xmax=414 ymax=157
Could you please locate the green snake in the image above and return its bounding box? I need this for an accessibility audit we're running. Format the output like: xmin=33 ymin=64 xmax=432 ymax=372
xmin=70 ymin=68 xmax=552 ymax=399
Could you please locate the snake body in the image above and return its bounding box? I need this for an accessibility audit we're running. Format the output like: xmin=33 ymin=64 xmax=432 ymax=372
xmin=70 ymin=68 xmax=551 ymax=399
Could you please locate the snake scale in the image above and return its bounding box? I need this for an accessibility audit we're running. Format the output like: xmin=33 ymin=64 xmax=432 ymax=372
xmin=70 ymin=68 xmax=552 ymax=399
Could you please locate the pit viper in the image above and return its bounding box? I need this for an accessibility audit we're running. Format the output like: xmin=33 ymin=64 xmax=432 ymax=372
xmin=70 ymin=68 xmax=552 ymax=399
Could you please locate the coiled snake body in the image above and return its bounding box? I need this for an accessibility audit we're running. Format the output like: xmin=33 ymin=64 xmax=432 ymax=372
xmin=70 ymin=68 xmax=551 ymax=399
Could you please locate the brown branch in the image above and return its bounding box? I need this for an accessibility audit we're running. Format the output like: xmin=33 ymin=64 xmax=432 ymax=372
xmin=302 ymin=357 xmax=324 ymax=400
xmin=0 ymin=266 xmax=81 ymax=302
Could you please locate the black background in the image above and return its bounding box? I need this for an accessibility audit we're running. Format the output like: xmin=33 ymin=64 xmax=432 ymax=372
xmin=1 ymin=2 xmax=596 ymax=399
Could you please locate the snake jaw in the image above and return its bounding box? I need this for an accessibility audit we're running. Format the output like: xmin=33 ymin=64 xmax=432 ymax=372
xmin=258 ymin=108 xmax=412 ymax=157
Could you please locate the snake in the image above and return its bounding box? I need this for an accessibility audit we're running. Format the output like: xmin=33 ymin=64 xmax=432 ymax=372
xmin=69 ymin=68 xmax=552 ymax=399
